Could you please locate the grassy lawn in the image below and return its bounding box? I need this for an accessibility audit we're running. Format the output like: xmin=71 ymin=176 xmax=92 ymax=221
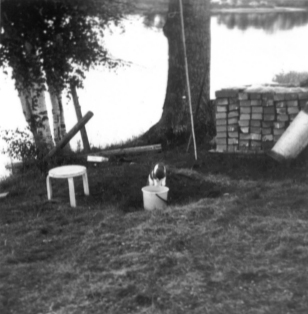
xmin=1 ymin=145 xmax=308 ymax=314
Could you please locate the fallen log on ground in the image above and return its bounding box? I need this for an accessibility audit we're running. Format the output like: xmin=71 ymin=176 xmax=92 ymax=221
xmin=91 ymin=144 xmax=162 ymax=157
xmin=6 ymin=143 xmax=161 ymax=172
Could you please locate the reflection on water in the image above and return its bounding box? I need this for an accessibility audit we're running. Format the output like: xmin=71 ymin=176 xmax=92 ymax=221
xmin=214 ymin=11 xmax=308 ymax=33
xmin=141 ymin=10 xmax=308 ymax=33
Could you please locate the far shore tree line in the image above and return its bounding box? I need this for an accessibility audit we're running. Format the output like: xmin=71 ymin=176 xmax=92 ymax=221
xmin=0 ymin=0 xmax=212 ymax=155
xmin=211 ymin=0 xmax=308 ymax=8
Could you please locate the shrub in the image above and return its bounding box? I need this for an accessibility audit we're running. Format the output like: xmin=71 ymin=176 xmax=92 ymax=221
xmin=273 ymin=71 xmax=308 ymax=85
xmin=0 ymin=128 xmax=50 ymax=170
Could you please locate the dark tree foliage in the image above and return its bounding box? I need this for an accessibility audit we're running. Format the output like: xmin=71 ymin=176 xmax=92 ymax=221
xmin=0 ymin=0 xmax=127 ymax=93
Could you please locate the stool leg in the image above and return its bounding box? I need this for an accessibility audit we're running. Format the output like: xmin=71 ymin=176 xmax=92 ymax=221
xmin=46 ymin=175 xmax=52 ymax=200
xmin=82 ymin=171 xmax=90 ymax=196
xmin=68 ymin=178 xmax=76 ymax=207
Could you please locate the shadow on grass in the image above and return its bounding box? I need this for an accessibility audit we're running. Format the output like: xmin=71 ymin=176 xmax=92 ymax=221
xmin=1 ymin=144 xmax=307 ymax=217
xmin=195 ymin=150 xmax=308 ymax=182
xmin=87 ymin=160 xmax=225 ymax=213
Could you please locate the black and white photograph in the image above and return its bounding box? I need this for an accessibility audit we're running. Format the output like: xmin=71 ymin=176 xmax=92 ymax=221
xmin=1 ymin=0 xmax=308 ymax=313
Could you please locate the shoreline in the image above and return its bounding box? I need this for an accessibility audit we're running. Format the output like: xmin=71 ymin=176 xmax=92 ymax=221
xmin=132 ymin=5 xmax=308 ymax=15
xmin=211 ymin=7 xmax=308 ymax=14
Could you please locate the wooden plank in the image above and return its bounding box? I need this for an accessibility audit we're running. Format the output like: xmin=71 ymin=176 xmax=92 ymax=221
xmin=228 ymin=138 xmax=239 ymax=145
xmin=251 ymin=100 xmax=261 ymax=106
xmin=216 ymin=112 xmax=227 ymax=119
xmin=44 ymin=111 xmax=94 ymax=160
xmin=216 ymin=98 xmax=229 ymax=105
xmin=264 ymin=107 xmax=275 ymax=114
xmin=252 ymin=107 xmax=263 ymax=113
xmin=239 ymin=120 xmax=249 ymax=127
xmin=227 ymin=145 xmax=238 ymax=152
xmin=250 ymin=127 xmax=262 ymax=134
xmin=228 ymin=111 xmax=239 ymax=118
xmin=87 ymin=156 xmax=109 ymax=162
xmin=251 ymin=134 xmax=262 ymax=141
xmin=276 ymin=101 xmax=287 ymax=108
xmin=251 ymin=113 xmax=262 ymax=120
xmin=262 ymin=128 xmax=272 ymax=135
xmin=288 ymin=107 xmax=299 ymax=114
xmin=70 ymin=83 xmax=91 ymax=153
xmin=240 ymin=100 xmax=251 ymax=107
xmin=240 ymin=134 xmax=251 ymax=140
xmin=216 ymin=144 xmax=227 ymax=152
xmin=263 ymin=114 xmax=275 ymax=121
xmin=264 ymin=100 xmax=274 ymax=107
xmin=228 ymin=117 xmax=238 ymax=124
xmin=251 ymin=120 xmax=261 ymax=127
xmin=286 ymin=100 xmax=298 ymax=107
xmin=216 ymin=125 xmax=227 ymax=132
xmin=216 ymin=119 xmax=227 ymax=126
xmin=216 ymin=132 xmax=227 ymax=139
xmin=217 ymin=106 xmax=228 ymax=112
xmin=239 ymin=140 xmax=249 ymax=147
xmin=240 ymin=114 xmax=250 ymax=120
xmin=229 ymin=104 xmax=239 ymax=111
xmin=276 ymin=108 xmax=287 ymax=114
xmin=262 ymin=121 xmax=274 ymax=128
xmin=251 ymin=140 xmax=262 ymax=147
xmin=274 ymin=122 xmax=285 ymax=129
xmin=274 ymin=129 xmax=285 ymax=135
xmin=0 ymin=192 xmax=9 ymax=199
xmin=228 ymin=125 xmax=238 ymax=132
xmin=228 ymin=132 xmax=239 ymax=138
xmin=263 ymin=135 xmax=274 ymax=141
xmin=216 ymin=139 xmax=227 ymax=145
xmin=240 ymin=107 xmax=251 ymax=114
xmin=216 ymin=90 xmax=239 ymax=98
xmin=277 ymin=114 xmax=289 ymax=121
xmin=238 ymin=93 xmax=249 ymax=100
xmin=240 ymin=127 xmax=249 ymax=133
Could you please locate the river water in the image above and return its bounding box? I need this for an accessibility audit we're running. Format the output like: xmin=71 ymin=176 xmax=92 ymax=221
xmin=1 ymin=10 xmax=308 ymax=178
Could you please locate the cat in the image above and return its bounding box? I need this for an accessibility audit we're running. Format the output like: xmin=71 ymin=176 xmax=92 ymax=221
xmin=147 ymin=162 xmax=166 ymax=187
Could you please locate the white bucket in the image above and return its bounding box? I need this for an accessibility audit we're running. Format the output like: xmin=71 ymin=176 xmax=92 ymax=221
xmin=270 ymin=105 xmax=308 ymax=161
xmin=141 ymin=186 xmax=169 ymax=210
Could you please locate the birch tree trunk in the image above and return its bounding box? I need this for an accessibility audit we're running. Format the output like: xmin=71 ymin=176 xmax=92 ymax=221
xmin=18 ymin=86 xmax=54 ymax=150
xmin=19 ymin=89 xmax=38 ymax=140
xmin=2 ymin=19 xmax=54 ymax=150
xmin=48 ymin=85 xmax=70 ymax=149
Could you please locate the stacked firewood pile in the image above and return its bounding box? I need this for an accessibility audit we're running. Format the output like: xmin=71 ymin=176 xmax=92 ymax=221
xmin=214 ymin=85 xmax=308 ymax=153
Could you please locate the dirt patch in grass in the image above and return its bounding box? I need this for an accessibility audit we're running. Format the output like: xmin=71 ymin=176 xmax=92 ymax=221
xmin=1 ymin=144 xmax=308 ymax=313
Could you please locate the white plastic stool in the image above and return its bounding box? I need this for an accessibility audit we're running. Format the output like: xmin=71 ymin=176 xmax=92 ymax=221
xmin=46 ymin=165 xmax=89 ymax=207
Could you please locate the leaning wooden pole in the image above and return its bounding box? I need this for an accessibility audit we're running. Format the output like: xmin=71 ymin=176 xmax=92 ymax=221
xmin=44 ymin=111 xmax=94 ymax=161
xmin=70 ymin=82 xmax=91 ymax=153
xmin=179 ymin=0 xmax=198 ymax=160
